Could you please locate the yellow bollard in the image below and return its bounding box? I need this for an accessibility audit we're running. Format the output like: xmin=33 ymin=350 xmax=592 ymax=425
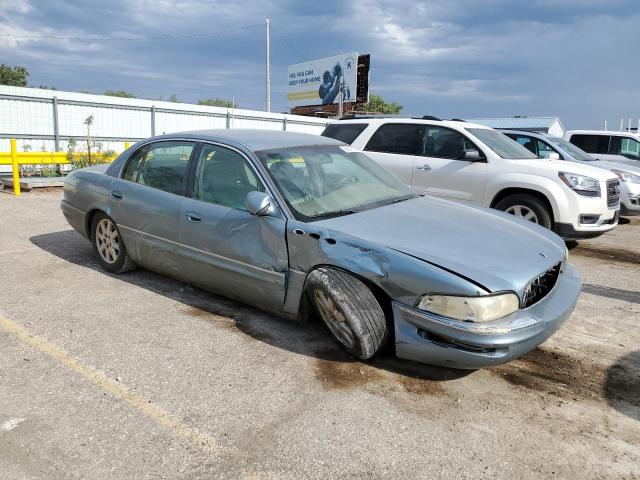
xmin=124 ymin=142 xmax=130 ymax=150
xmin=10 ymin=138 xmax=20 ymax=196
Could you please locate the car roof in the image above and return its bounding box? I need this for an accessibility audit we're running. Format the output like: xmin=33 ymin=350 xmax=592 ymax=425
xmin=566 ymin=129 xmax=640 ymax=138
xmin=331 ymin=117 xmax=492 ymax=130
xmin=498 ymin=129 xmax=545 ymax=137
xmin=146 ymin=129 xmax=342 ymax=151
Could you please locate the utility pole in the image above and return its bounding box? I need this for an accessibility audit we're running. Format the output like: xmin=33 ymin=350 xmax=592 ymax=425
xmin=265 ymin=18 xmax=271 ymax=112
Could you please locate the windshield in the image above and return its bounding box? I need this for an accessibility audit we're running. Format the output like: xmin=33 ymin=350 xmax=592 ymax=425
xmin=544 ymin=135 xmax=595 ymax=161
xmin=255 ymin=145 xmax=417 ymax=221
xmin=467 ymin=128 xmax=538 ymax=159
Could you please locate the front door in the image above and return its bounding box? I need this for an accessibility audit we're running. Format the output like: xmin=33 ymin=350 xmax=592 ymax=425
xmin=178 ymin=143 xmax=288 ymax=312
xmin=411 ymin=125 xmax=488 ymax=204
xmin=108 ymin=140 xmax=195 ymax=276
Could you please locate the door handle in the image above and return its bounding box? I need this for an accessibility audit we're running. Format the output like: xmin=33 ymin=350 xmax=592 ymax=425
xmin=185 ymin=212 xmax=202 ymax=223
xmin=416 ymin=164 xmax=431 ymax=171
xmin=111 ymin=191 xmax=123 ymax=200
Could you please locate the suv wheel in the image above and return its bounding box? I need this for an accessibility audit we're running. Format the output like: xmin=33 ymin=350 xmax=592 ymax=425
xmin=495 ymin=194 xmax=552 ymax=229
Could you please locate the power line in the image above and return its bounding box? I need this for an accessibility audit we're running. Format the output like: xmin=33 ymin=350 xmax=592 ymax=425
xmin=270 ymin=25 xmax=308 ymax=61
xmin=0 ymin=23 xmax=265 ymax=41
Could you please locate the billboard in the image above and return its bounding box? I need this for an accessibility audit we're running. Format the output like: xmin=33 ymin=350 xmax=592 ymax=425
xmin=287 ymin=52 xmax=358 ymax=108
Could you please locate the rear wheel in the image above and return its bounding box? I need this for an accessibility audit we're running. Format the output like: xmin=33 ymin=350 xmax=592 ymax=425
xmin=307 ymin=267 xmax=388 ymax=360
xmin=495 ymin=194 xmax=552 ymax=229
xmin=91 ymin=212 xmax=136 ymax=273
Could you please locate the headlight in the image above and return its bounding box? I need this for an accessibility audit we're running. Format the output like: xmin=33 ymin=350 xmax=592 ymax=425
xmin=416 ymin=293 xmax=519 ymax=323
xmin=558 ymin=172 xmax=600 ymax=197
xmin=611 ymin=169 xmax=640 ymax=184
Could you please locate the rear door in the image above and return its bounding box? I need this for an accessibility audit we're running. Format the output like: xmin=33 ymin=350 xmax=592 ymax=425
xmin=108 ymin=140 xmax=195 ymax=275
xmin=411 ymin=125 xmax=488 ymax=204
xmin=177 ymin=142 xmax=288 ymax=312
xmin=362 ymin=123 xmax=423 ymax=185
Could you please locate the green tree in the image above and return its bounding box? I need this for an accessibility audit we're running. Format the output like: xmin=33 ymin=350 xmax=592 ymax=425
xmin=104 ymin=89 xmax=136 ymax=98
xmin=360 ymin=94 xmax=403 ymax=114
xmin=168 ymin=94 xmax=179 ymax=103
xmin=198 ymin=98 xmax=236 ymax=108
xmin=0 ymin=64 xmax=29 ymax=86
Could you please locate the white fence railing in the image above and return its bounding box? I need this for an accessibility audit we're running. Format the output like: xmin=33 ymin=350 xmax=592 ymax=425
xmin=0 ymin=86 xmax=328 ymax=172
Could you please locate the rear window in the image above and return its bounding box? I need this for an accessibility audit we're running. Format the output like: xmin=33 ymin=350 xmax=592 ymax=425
xmin=321 ymin=123 xmax=368 ymax=145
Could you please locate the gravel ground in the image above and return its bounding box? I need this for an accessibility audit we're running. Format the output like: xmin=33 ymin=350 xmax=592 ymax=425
xmin=0 ymin=190 xmax=638 ymax=480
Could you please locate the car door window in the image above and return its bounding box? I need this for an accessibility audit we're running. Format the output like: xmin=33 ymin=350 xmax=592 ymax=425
xmin=193 ymin=144 xmax=265 ymax=210
xmin=121 ymin=147 xmax=146 ymax=182
xmin=425 ymin=126 xmax=476 ymax=160
xmin=570 ymin=134 xmax=610 ymax=154
xmin=536 ymin=140 xmax=556 ymax=158
xmin=620 ymin=137 xmax=640 ymax=159
xmin=510 ymin=135 xmax=537 ymax=155
xmin=364 ymin=124 xmax=426 ymax=155
xmin=135 ymin=141 xmax=194 ymax=195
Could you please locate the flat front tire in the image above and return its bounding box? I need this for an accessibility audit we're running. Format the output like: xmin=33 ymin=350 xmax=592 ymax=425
xmin=91 ymin=212 xmax=136 ymax=274
xmin=307 ymin=267 xmax=388 ymax=360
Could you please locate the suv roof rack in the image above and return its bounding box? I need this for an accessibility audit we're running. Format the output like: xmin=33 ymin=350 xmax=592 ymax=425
xmin=337 ymin=114 xmax=405 ymax=120
xmin=414 ymin=115 xmax=441 ymax=121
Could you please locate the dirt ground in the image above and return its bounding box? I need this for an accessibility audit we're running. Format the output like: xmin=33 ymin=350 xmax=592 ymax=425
xmin=0 ymin=190 xmax=638 ymax=479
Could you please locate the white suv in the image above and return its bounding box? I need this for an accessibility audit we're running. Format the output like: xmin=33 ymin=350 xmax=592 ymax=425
xmin=322 ymin=117 xmax=620 ymax=239
xmin=565 ymin=130 xmax=640 ymax=164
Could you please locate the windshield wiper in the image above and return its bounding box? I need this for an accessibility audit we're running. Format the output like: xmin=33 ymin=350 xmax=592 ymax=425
xmin=308 ymin=209 xmax=358 ymax=220
xmin=387 ymin=194 xmax=415 ymax=205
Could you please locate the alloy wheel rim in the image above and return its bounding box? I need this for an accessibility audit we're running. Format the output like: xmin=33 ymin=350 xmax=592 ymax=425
xmin=95 ymin=218 xmax=120 ymax=264
xmin=313 ymin=289 xmax=355 ymax=349
xmin=505 ymin=205 xmax=539 ymax=223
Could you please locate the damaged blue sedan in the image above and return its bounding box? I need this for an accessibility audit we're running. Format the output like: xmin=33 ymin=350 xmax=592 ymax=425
xmin=61 ymin=130 xmax=581 ymax=369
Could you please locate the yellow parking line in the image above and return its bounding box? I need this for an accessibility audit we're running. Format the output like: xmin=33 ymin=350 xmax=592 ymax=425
xmin=0 ymin=313 xmax=220 ymax=453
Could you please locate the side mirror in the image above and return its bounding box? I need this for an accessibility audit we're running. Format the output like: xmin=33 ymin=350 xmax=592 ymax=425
xmin=548 ymin=152 xmax=561 ymax=160
xmin=246 ymin=191 xmax=277 ymax=216
xmin=460 ymin=149 xmax=483 ymax=161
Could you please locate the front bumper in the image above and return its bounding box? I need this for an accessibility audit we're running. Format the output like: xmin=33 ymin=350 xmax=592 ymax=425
xmin=393 ymin=263 xmax=582 ymax=369
xmin=620 ymin=181 xmax=640 ymax=216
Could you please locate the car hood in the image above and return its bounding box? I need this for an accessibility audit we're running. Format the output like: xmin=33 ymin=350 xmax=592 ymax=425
xmin=514 ymin=158 xmax=617 ymax=181
xmin=588 ymin=159 xmax=640 ymax=176
xmin=314 ymin=197 xmax=566 ymax=295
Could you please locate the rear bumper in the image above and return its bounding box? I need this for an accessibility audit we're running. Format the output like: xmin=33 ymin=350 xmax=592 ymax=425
xmin=393 ymin=263 xmax=581 ymax=369
xmin=60 ymin=200 xmax=88 ymax=238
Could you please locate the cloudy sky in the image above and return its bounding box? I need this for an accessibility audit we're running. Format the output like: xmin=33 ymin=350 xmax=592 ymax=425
xmin=1 ymin=0 xmax=639 ymax=128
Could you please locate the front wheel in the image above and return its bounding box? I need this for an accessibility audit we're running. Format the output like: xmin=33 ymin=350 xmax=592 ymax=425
xmin=306 ymin=267 xmax=388 ymax=360
xmin=91 ymin=212 xmax=136 ymax=273
xmin=495 ymin=194 xmax=552 ymax=229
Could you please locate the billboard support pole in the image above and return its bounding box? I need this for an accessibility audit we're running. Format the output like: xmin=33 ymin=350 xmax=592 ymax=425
xmin=265 ymin=18 xmax=271 ymax=112
xmin=338 ymin=78 xmax=344 ymax=118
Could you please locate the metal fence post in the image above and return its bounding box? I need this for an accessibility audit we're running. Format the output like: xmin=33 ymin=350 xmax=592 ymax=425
xmin=226 ymin=111 xmax=231 ymax=129
xmin=150 ymin=106 xmax=156 ymax=136
xmin=52 ymin=96 xmax=60 ymax=151
xmin=10 ymin=138 xmax=20 ymax=196
xmin=283 ymin=118 xmax=287 ymax=131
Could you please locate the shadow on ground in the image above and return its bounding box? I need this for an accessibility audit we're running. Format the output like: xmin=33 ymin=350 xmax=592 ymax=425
xmin=30 ymin=229 xmax=471 ymax=385
xmin=604 ymin=350 xmax=640 ymax=421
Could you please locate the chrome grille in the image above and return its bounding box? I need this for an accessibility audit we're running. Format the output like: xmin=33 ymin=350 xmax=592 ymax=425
xmin=522 ymin=262 xmax=562 ymax=308
xmin=607 ymin=179 xmax=620 ymax=208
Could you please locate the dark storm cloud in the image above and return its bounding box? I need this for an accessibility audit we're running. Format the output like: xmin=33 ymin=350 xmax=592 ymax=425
xmin=1 ymin=0 xmax=638 ymax=128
